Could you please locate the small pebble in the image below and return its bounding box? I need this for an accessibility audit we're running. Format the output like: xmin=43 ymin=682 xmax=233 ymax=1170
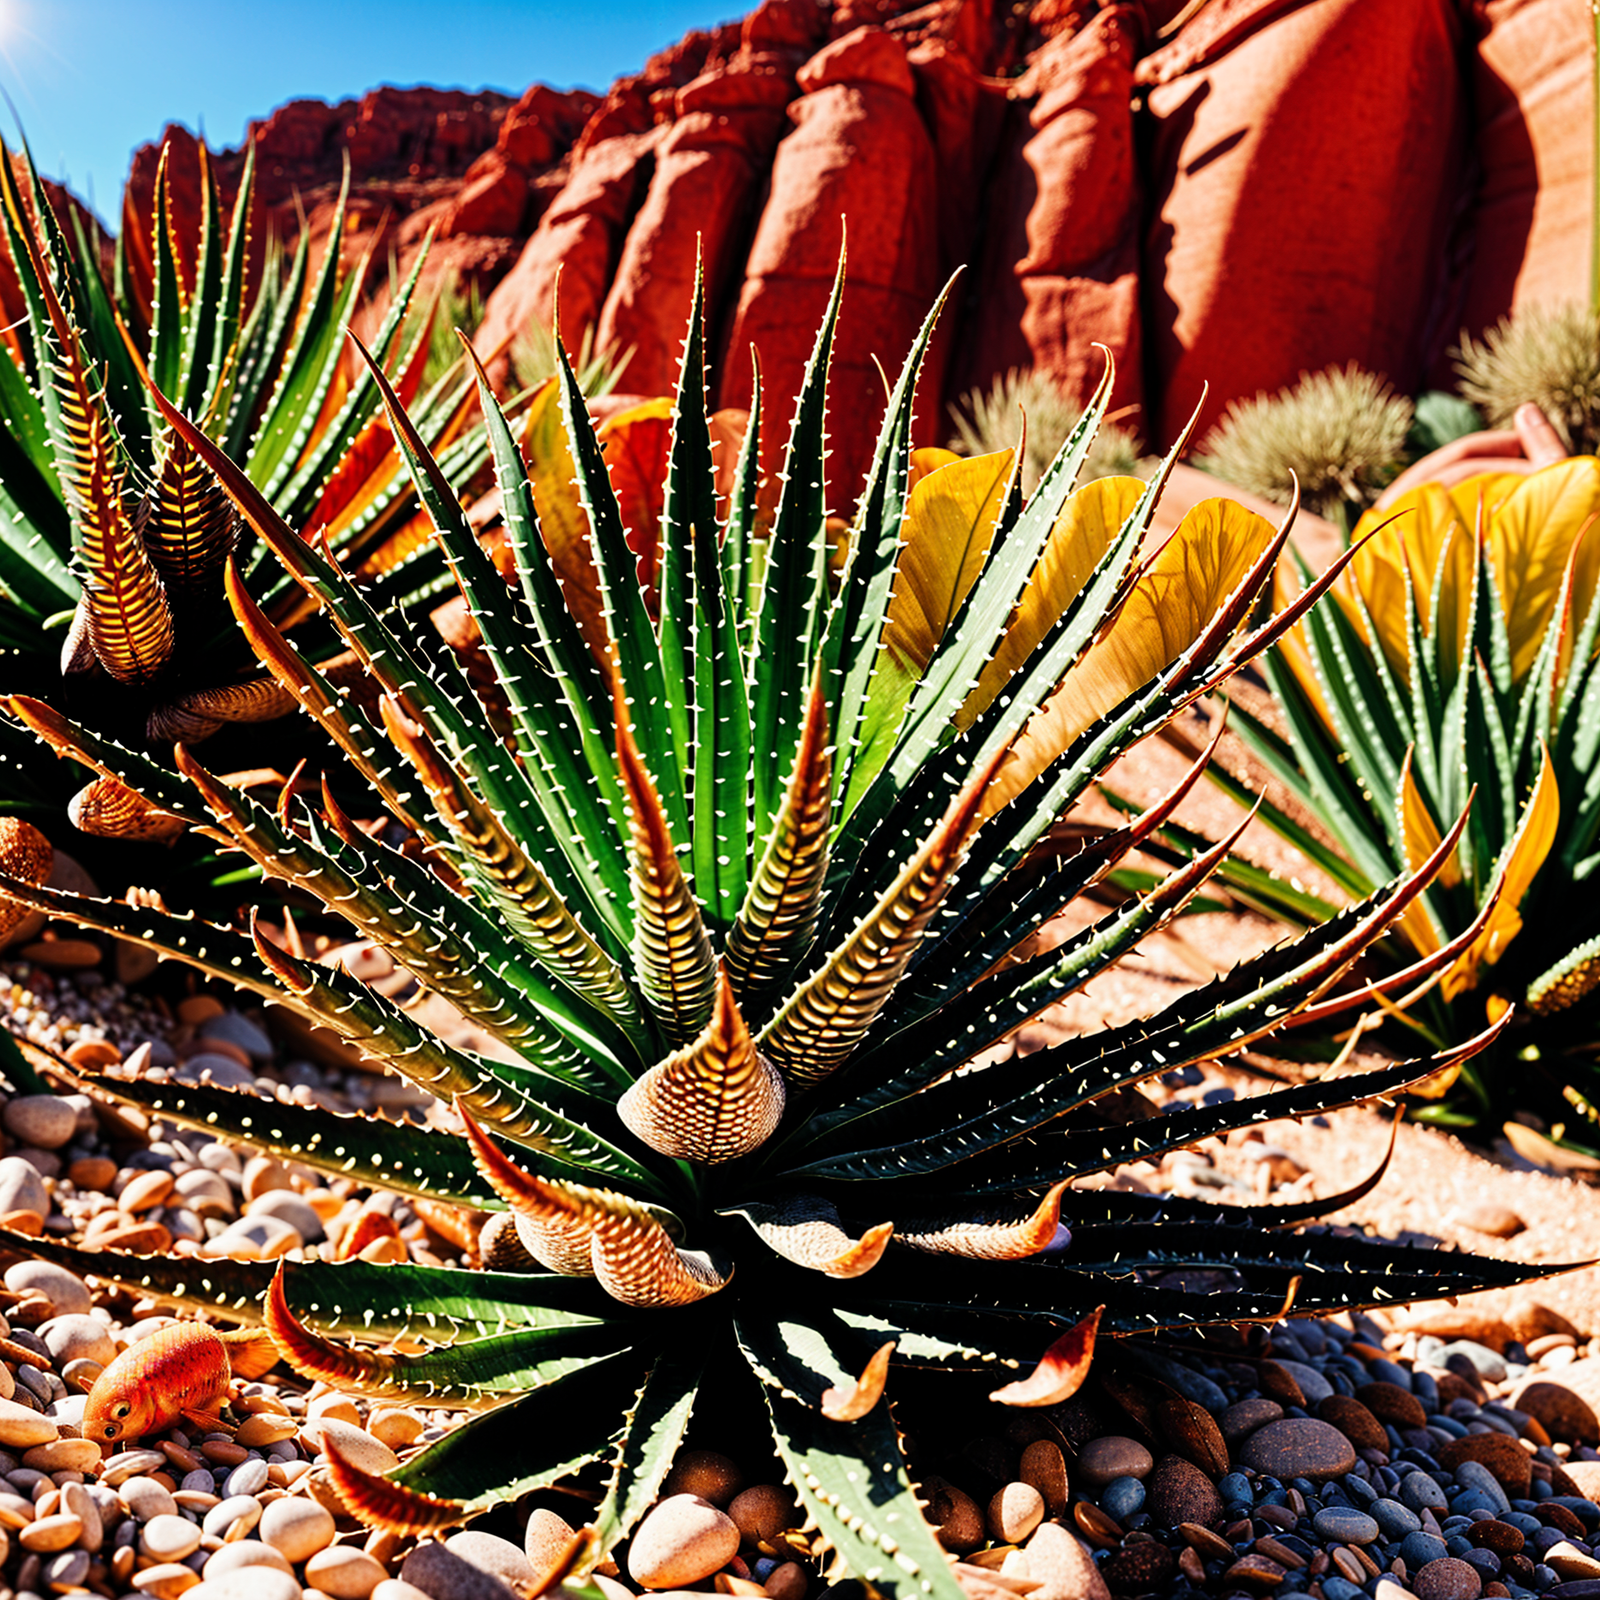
xmin=627 ymin=1495 xmax=740 ymax=1589
xmin=305 ymin=1546 xmax=389 ymax=1600
xmin=1076 ymin=1436 xmax=1152 ymax=1486
xmin=258 ymin=1498 xmax=335 ymax=1564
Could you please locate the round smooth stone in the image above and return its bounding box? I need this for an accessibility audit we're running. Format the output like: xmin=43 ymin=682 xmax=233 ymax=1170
xmin=246 ymin=1192 xmax=325 ymax=1244
xmin=43 ymin=1548 xmax=90 ymax=1589
xmin=23 ymin=1436 xmax=101 ymax=1474
xmin=988 ymin=1482 xmax=1044 ymax=1545
xmin=241 ymin=1157 xmax=293 ymax=1203
xmin=142 ymin=1513 xmax=203 ymax=1562
xmin=1372 ymin=1497 xmax=1423 ymax=1538
xmin=204 ymin=1497 xmax=264 ymax=1541
xmin=627 ymin=1494 xmax=740 ymax=1589
xmin=365 ymin=1409 xmax=424 ymax=1451
xmin=301 ymin=1420 xmax=400 ymax=1476
xmin=523 ymin=1509 xmax=578 ymax=1575
xmin=727 ymin=1487 xmax=794 ymax=1545
xmin=174 ymin=1055 xmax=255 ymax=1090
xmin=372 ymin=1585 xmax=434 ymax=1600
xmin=1412 ymin=1554 xmax=1483 ymax=1599
xmin=258 ymin=1497 xmax=334 ymax=1564
xmin=1453 ymin=1459 xmax=1511 ymax=1515
xmin=187 ymin=1568 xmax=304 ymax=1600
xmin=0 ymin=1157 xmax=48 ymax=1222
xmin=1400 ymin=1472 xmax=1451 ymax=1513
xmin=60 ymin=1480 xmax=102 ymax=1552
xmin=1402 ymin=1530 xmax=1451 ymax=1569
xmin=1273 ymin=1359 xmax=1334 ymax=1404
xmin=1021 ymin=1523 xmax=1108 ymax=1600
xmin=18 ymin=1512 xmax=83 ymax=1552
xmin=39 ymin=1313 xmax=116 ymax=1369
xmin=3 ymin=1259 xmax=90 ymax=1316
xmin=1101 ymin=1477 xmax=1145 ymax=1521
xmin=305 ymin=1547 xmax=388 ymax=1600
xmin=224 ymin=1460 xmax=271 ymax=1498
xmin=1313 ymin=1507 xmax=1381 ymax=1545
xmin=123 ymin=1478 xmax=181 ymax=1521
xmin=1144 ymin=1455 xmax=1223 ymax=1525
xmin=401 ymin=1542 xmax=523 ymax=1600
xmin=1236 ymin=1418 xmax=1356 ymax=1483
xmin=201 ymin=1012 xmax=275 ymax=1061
xmin=203 ymin=1541 xmax=297 ymax=1579
xmin=119 ymin=1170 xmax=177 ymax=1214
xmin=134 ymin=1561 xmax=204 ymax=1598
xmin=441 ymin=1532 xmax=535 ymax=1591
xmin=0 ymin=1396 xmax=57 ymax=1449
xmin=661 ymin=1450 xmax=744 ymax=1507
xmin=3 ymin=1095 xmax=79 ymax=1150
xmin=1076 ymin=1436 xmax=1154 ymax=1486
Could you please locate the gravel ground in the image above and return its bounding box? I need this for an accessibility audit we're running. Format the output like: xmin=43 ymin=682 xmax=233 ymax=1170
xmin=0 ymin=883 xmax=1598 ymax=1600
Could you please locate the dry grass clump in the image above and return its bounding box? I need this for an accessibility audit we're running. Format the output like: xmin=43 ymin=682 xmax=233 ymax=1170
xmin=1197 ymin=365 xmax=1413 ymax=523
xmin=1457 ymin=302 xmax=1600 ymax=455
xmin=950 ymin=368 xmax=1145 ymax=496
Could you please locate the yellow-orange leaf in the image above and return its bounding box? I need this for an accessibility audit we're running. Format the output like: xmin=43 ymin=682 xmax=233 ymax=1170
xmin=880 ymin=450 xmax=1012 ymax=675
xmin=981 ymin=498 xmax=1276 ymax=818
xmin=1347 ymin=483 xmax=1473 ymax=678
xmin=964 ymin=475 xmax=1145 ymax=727
xmin=1443 ymin=744 xmax=1559 ymax=1001
xmin=1488 ymin=457 xmax=1600 ymax=683
xmin=523 ymin=377 xmax=610 ymax=672
xmin=599 ymin=397 xmax=674 ymax=602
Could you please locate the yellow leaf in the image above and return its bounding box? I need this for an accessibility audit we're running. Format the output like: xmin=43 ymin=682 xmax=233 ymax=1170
xmin=1442 ymin=743 xmax=1559 ymax=1001
xmin=1391 ymin=748 xmax=1453 ymax=963
xmin=908 ymin=447 xmax=960 ymax=491
xmin=1488 ymin=456 xmax=1600 ymax=683
xmin=962 ymin=476 xmax=1146 ymax=729
xmin=981 ymin=497 xmax=1277 ymax=818
xmin=1347 ymin=483 xmax=1473 ymax=678
xmin=880 ymin=450 xmax=1012 ymax=675
xmin=522 ymin=377 xmax=611 ymax=674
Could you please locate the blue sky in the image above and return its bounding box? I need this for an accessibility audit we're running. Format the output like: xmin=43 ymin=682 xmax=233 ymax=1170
xmin=1 ymin=0 xmax=733 ymax=224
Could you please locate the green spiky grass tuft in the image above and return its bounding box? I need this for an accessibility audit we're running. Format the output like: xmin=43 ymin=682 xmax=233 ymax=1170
xmin=1198 ymin=366 xmax=1413 ymax=523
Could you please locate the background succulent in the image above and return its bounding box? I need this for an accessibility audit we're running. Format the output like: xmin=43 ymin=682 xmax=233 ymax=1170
xmin=1457 ymin=303 xmax=1600 ymax=456
xmin=1225 ymin=458 xmax=1600 ymax=1149
xmin=0 ymin=277 xmax=1552 ymax=1593
xmin=949 ymin=368 xmax=1145 ymax=497
xmin=1195 ymin=366 xmax=1413 ymax=527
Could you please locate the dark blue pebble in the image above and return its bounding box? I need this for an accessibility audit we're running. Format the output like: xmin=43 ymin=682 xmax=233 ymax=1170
xmin=1274 ymin=1532 xmax=1315 ymax=1559
xmin=1432 ymin=1415 xmax=1470 ymax=1438
xmin=1400 ymin=1531 xmax=1449 ymax=1568
xmin=1530 ymin=1527 xmax=1568 ymax=1553
xmin=1161 ymin=1064 xmax=1203 ymax=1087
xmin=1201 ymin=1086 xmax=1235 ymax=1105
xmin=1217 ymin=1472 xmax=1252 ymax=1505
xmin=1413 ymin=1372 xmax=1439 ymax=1412
xmin=1259 ymin=1488 xmax=1289 ymax=1508
xmin=1321 ymin=1579 xmax=1364 ymax=1600
xmin=1369 ymin=1358 xmax=1413 ymax=1389
xmin=1463 ymin=1548 xmax=1502 ymax=1579
xmin=1532 ymin=1563 xmax=1559 ymax=1589
xmin=1371 ymin=1498 xmax=1420 ymax=1538
xmin=1507 ymin=1513 xmax=1544 ymax=1536
xmin=1345 ymin=1477 xmax=1379 ymax=1506
xmin=1446 ymin=1534 xmax=1476 ymax=1557
xmin=1454 ymin=1490 xmax=1503 ymax=1517
xmin=1101 ymin=1477 xmax=1145 ymax=1521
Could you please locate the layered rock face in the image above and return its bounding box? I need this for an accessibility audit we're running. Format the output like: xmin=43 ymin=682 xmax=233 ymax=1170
xmin=117 ymin=0 xmax=1592 ymax=505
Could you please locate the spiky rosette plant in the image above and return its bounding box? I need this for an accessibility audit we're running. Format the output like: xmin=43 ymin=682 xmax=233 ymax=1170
xmin=1227 ymin=458 xmax=1600 ymax=1147
xmin=0 ymin=274 xmax=1556 ymax=1592
xmin=0 ymin=132 xmax=499 ymax=857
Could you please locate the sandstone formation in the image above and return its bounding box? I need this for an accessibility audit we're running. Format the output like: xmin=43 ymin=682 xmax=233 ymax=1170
xmin=110 ymin=0 xmax=1592 ymax=506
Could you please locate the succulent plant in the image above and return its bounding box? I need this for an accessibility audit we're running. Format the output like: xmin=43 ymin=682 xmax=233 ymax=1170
xmin=0 ymin=277 xmax=1554 ymax=1592
xmin=949 ymin=368 xmax=1145 ymax=497
xmin=1457 ymin=303 xmax=1600 ymax=457
xmin=1197 ymin=366 xmax=1413 ymax=526
xmin=1226 ymin=457 xmax=1600 ymax=1146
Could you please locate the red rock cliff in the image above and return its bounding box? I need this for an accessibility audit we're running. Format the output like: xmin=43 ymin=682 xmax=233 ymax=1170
xmin=119 ymin=0 xmax=1592 ymax=506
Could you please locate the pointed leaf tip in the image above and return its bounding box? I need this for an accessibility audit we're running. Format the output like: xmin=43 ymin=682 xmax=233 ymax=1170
xmin=821 ymin=1340 xmax=895 ymax=1421
xmin=321 ymin=1435 xmax=467 ymax=1536
xmin=989 ymin=1308 xmax=1101 ymax=1406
